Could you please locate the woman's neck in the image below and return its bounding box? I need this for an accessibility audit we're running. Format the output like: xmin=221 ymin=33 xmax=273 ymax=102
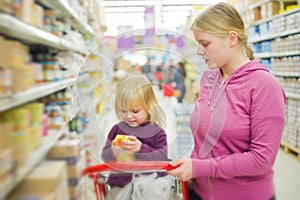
xmin=221 ymin=57 xmax=249 ymax=81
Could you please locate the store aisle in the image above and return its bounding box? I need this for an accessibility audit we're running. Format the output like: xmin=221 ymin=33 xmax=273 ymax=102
xmin=154 ymin=86 xmax=180 ymax=160
xmin=274 ymin=149 xmax=300 ymax=200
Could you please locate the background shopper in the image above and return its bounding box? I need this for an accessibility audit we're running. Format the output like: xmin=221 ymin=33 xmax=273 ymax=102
xmin=172 ymin=61 xmax=187 ymax=103
xmin=142 ymin=57 xmax=153 ymax=82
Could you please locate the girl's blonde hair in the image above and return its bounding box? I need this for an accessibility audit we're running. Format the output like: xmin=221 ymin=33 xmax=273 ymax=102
xmin=114 ymin=74 xmax=166 ymax=128
xmin=191 ymin=2 xmax=254 ymax=60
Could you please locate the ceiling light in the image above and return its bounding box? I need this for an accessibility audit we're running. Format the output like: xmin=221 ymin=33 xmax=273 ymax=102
xmin=105 ymin=6 xmax=146 ymax=13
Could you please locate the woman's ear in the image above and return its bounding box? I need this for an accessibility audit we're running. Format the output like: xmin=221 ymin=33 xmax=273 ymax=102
xmin=228 ymin=31 xmax=238 ymax=47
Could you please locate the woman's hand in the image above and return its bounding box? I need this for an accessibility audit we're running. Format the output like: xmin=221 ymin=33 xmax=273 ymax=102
xmin=122 ymin=136 xmax=142 ymax=153
xmin=167 ymin=158 xmax=193 ymax=181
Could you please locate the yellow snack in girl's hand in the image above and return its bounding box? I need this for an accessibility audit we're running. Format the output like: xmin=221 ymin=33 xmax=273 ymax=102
xmin=113 ymin=135 xmax=131 ymax=148
xmin=113 ymin=135 xmax=134 ymax=162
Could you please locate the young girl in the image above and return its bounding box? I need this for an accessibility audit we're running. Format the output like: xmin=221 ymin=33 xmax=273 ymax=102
xmin=101 ymin=74 xmax=169 ymax=199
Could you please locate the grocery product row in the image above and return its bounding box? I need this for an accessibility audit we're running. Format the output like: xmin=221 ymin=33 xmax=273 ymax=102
xmin=0 ymin=79 xmax=105 ymax=197
xmin=0 ymin=0 xmax=109 ymax=199
xmin=229 ymin=0 xmax=300 ymax=154
xmin=3 ymin=135 xmax=94 ymax=200
xmin=283 ymin=98 xmax=300 ymax=147
xmin=233 ymin=0 xmax=300 ymax=24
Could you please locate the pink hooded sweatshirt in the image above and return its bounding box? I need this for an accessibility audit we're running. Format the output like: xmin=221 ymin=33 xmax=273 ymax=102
xmin=190 ymin=60 xmax=286 ymax=200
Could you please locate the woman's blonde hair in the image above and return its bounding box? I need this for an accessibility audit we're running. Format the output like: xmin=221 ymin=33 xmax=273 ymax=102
xmin=191 ymin=2 xmax=254 ymax=60
xmin=114 ymin=73 xmax=166 ymax=128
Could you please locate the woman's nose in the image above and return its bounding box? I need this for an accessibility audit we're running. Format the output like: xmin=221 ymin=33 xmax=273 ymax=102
xmin=197 ymin=46 xmax=205 ymax=55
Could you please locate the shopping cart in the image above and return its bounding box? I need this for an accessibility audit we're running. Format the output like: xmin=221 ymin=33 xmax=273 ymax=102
xmin=82 ymin=161 xmax=189 ymax=200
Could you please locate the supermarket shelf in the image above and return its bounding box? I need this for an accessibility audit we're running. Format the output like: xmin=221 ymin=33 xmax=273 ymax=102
xmin=273 ymin=71 xmax=300 ymax=77
xmin=247 ymin=7 xmax=300 ymax=27
xmin=0 ymin=124 xmax=67 ymax=199
xmin=255 ymin=52 xmax=272 ymax=58
xmin=0 ymin=90 xmax=88 ymax=199
xmin=0 ymin=13 xmax=86 ymax=54
xmin=272 ymin=50 xmax=300 ymax=57
xmin=255 ymin=50 xmax=300 ymax=58
xmin=241 ymin=0 xmax=284 ymax=14
xmin=0 ymin=78 xmax=75 ymax=112
xmin=249 ymin=28 xmax=300 ymax=43
xmin=0 ymin=74 xmax=90 ymax=112
xmin=37 ymin=0 xmax=95 ymax=38
xmin=281 ymin=139 xmax=300 ymax=160
xmin=285 ymin=92 xmax=300 ymax=100
xmin=249 ymin=29 xmax=300 ymax=43
xmin=97 ymin=104 xmax=113 ymax=134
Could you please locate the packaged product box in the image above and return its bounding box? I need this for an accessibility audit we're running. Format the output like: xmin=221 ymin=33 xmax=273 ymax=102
xmin=0 ymin=148 xmax=15 ymax=196
xmin=15 ymin=0 xmax=34 ymax=25
xmin=260 ymin=3 xmax=268 ymax=19
xmin=3 ymin=107 xmax=30 ymax=131
xmin=0 ymin=0 xmax=14 ymax=14
xmin=47 ymin=139 xmax=82 ymax=179
xmin=266 ymin=1 xmax=280 ymax=17
xmin=27 ymin=125 xmax=43 ymax=150
xmin=251 ymin=7 xmax=261 ymax=23
xmin=0 ymin=39 xmax=29 ymax=68
xmin=47 ymin=139 xmax=84 ymax=199
xmin=47 ymin=139 xmax=80 ymax=158
xmin=0 ymin=37 xmax=9 ymax=67
xmin=1 ymin=109 xmax=31 ymax=168
xmin=0 ymin=148 xmax=15 ymax=183
xmin=11 ymin=136 xmax=30 ymax=168
xmin=0 ymin=67 xmax=12 ymax=98
xmin=7 ymin=160 xmax=69 ymax=199
xmin=33 ymin=3 xmax=44 ymax=28
xmin=69 ymin=182 xmax=82 ymax=200
xmin=0 ymin=122 xmax=13 ymax=150
xmin=42 ymin=114 xmax=49 ymax=137
xmin=12 ymin=65 xmax=35 ymax=92
xmin=31 ymin=62 xmax=44 ymax=83
xmin=24 ymin=103 xmax=44 ymax=125
xmin=67 ymin=150 xmax=86 ymax=178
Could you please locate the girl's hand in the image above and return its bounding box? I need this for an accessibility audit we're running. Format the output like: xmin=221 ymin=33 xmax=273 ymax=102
xmin=122 ymin=136 xmax=142 ymax=153
xmin=167 ymin=158 xmax=193 ymax=181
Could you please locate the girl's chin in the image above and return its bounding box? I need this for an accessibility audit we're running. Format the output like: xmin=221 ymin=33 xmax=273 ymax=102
xmin=127 ymin=122 xmax=139 ymax=127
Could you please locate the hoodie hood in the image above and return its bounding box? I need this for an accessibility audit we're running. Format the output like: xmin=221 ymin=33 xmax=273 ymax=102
xmin=230 ymin=60 xmax=270 ymax=81
xmin=203 ymin=60 xmax=270 ymax=100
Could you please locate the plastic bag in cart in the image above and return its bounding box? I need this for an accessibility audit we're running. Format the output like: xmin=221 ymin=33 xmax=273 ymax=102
xmin=115 ymin=172 xmax=180 ymax=200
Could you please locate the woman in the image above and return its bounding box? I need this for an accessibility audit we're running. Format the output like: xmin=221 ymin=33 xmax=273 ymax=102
xmin=167 ymin=3 xmax=286 ymax=200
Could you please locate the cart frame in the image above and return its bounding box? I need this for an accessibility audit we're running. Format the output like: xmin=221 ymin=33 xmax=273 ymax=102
xmin=82 ymin=161 xmax=189 ymax=200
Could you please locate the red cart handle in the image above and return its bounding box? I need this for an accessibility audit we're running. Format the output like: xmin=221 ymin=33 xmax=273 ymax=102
xmin=82 ymin=161 xmax=177 ymax=176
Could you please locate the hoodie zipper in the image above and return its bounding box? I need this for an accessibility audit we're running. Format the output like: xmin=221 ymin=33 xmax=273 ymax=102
xmin=202 ymin=73 xmax=235 ymax=200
